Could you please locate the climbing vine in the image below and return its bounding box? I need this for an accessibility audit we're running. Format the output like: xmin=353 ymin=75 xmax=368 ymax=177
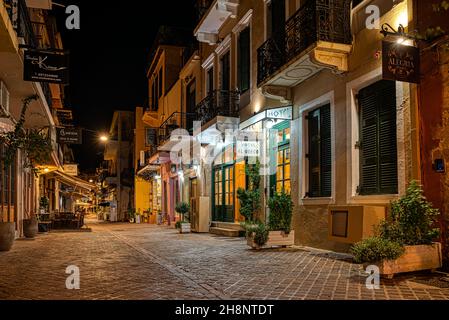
xmin=0 ymin=95 xmax=52 ymax=175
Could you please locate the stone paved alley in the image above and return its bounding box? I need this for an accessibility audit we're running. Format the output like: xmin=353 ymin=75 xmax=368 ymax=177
xmin=1 ymin=222 xmax=449 ymax=300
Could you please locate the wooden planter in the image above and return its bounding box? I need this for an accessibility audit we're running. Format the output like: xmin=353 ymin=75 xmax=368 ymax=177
xmin=247 ymin=230 xmax=295 ymax=249
xmin=374 ymin=243 xmax=442 ymax=279
xmin=180 ymin=223 xmax=191 ymax=234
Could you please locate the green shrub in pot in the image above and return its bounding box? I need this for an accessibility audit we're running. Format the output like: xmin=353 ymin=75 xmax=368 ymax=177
xmin=351 ymin=180 xmax=440 ymax=264
xmin=268 ymin=192 xmax=293 ymax=234
xmin=351 ymin=237 xmax=405 ymax=264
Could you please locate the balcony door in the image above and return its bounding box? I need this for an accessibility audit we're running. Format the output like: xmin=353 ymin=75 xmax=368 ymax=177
xmin=220 ymin=51 xmax=230 ymax=91
xmin=186 ymin=80 xmax=196 ymax=133
xmin=271 ymin=0 xmax=286 ymax=37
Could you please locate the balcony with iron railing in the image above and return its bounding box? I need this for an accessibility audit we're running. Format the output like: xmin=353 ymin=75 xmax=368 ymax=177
xmin=2 ymin=0 xmax=53 ymax=108
xmin=257 ymin=0 xmax=352 ymax=93
xmin=194 ymin=0 xmax=239 ymax=44
xmin=158 ymin=112 xmax=198 ymax=145
xmin=196 ymin=90 xmax=240 ymax=126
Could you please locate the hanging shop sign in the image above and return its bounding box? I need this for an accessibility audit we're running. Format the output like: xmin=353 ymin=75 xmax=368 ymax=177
xmin=145 ymin=128 xmax=157 ymax=147
xmin=57 ymin=127 xmax=82 ymax=144
xmin=382 ymin=40 xmax=420 ymax=84
xmin=24 ymin=49 xmax=69 ymax=84
xmin=56 ymin=109 xmax=74 ymax=127
xmin=63 ymin=164 xmax=79 ymax=177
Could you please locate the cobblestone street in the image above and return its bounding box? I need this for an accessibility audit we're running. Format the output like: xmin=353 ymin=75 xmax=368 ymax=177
xmin=1 ymin=222 xmax=448 ymax=300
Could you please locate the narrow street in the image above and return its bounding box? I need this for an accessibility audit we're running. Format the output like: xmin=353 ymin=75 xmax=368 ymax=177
xmin=1 ymin=222 xmax=448 ymax=301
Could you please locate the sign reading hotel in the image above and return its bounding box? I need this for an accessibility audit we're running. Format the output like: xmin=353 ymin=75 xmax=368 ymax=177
xmin=266 ymin=106 xmax=293 ymax=120
xmin=57 ymin=127 xmax=82 ymax=144
xmin=382 ymin=40 xmax=420 ymax=84
xmin=24 ymin=50 xmax=69 ymax=84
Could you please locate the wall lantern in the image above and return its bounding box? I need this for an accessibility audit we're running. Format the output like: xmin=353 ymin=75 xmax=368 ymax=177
xmin=380 ymin=23 xmax=418 ymax=45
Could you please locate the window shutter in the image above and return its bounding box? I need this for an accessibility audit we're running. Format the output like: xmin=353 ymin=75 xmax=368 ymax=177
xmin=308 ymin=109 xmax=320 ymax=197
xmin=320 ymin=104 xmax=332 ymax=197
xmin=379 ymin=81 xmax=398 ymax=194
xmin=238 ymin=27 xmax=250 ymax=92
xmin=359 ymin=80 xmax=398 ymax=195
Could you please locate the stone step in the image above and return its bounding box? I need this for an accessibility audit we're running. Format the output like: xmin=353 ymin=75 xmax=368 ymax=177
xmin=210 ymin=227 xmax=242 ymax=237
xmin=211 ymin=222 xmax=243 ymax=231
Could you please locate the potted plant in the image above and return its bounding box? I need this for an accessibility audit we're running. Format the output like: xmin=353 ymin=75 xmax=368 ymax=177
xmin=175 ymin=202 xmax=190 ymax=234
xmin=39 ymin=196 xmax=49 ymax=214
xmin=245 ymin=192 xmax=295 ymax=249
xmin=351 ymin=181 xmax=442 ymax=278
xmin=23 ymin=211 xmax=38 ymax=239
xmin=128 ymin=209 xmax=136 ymax=223
xmin=0 ymin=216 xmax=15 ymax=251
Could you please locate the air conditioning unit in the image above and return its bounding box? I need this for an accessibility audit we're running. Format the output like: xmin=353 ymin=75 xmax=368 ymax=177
xmin=328 ymin=205 xmax=386 ymax=244
xmin=0 ymin=81 xmax=10 ymax=117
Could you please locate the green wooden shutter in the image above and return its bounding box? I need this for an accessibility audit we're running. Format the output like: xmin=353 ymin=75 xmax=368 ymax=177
xmin=238 ymin=27 xmax=250 ymax=92
xmin=359 ymin=80 xmax=398 ymax=195
xmin=308 ymin=104 xmax=332 ymax=198
xmin=308 ymin=109 xmax=321 ymax=197
xmin=320 ymin=104 xmax=332 ymax=197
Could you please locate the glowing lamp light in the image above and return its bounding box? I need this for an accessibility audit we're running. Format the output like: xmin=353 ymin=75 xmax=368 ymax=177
xmin=44 ymin=168 xmax=50 ymax=173
xmin=99 ymin=135 xmax=109 ymax=142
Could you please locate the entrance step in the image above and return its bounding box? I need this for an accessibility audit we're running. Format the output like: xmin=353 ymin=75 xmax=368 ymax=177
xmin=210 ymin=227 xmax=241 ymax=237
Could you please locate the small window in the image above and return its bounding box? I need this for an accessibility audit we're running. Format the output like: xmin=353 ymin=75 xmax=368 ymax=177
xmin=207 ymin=67 xmax=214 ymax=95
xmin=238 ymin=27 xmax=251 ymax=93
xmin=308 ymin=104 xmax=332 ymax=198
xmin=158 ymin=68 xmax=163 ymax=97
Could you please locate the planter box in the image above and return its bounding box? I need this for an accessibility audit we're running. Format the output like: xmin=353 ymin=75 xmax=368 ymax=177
xmin=180 ymin=223 xmax=191 ymax=234
xmin=247 ymin=230 xmax=295 ymax=249
xmin=374 ymin=243 xmax=442 ymax=278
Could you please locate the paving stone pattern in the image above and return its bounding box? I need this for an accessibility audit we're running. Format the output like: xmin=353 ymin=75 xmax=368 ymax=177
xmin=0 ymin=223 xmax=448 ymax=300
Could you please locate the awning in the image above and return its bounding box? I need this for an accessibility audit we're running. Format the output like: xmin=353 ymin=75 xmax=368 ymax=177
xmin=137 ymin=164 xmax=160 ymax=176
xmin=46 ymin=170 xmax=96 ymax=192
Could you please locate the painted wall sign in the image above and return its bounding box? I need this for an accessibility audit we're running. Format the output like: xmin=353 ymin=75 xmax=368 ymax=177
xmin=266 ymin=106 xmax=293 ymax=120
xmin=24 ymin=50 xmax=69 ymax=84
xmin=382 ymin=41 xmax=420 ymax=84
xmin=57 ymin=127 xmax=82 ymax=144
xmin=237 ymin=141 xmax=261 ymax=158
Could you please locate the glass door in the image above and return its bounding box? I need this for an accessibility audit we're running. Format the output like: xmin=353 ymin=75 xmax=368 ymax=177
xmin=213 ymin=165 xmax=235 ymax=222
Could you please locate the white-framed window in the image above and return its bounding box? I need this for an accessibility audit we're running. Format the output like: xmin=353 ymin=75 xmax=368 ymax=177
xmin=233 ymin=10 xmax=253 ymax=94
xmin=346 ymin=68 xmax=405 ymax=204
xmin=215 ymin=35 xmax=232 ymax=91
xmin=298 ymin=91 xmax=336 ymax=205
xmin=202 ymin=53 xmax=215 ymax=97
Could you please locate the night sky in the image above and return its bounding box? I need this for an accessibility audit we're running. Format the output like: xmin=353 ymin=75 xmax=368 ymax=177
xmin=54 ymin=1 xmax=196 ymax=172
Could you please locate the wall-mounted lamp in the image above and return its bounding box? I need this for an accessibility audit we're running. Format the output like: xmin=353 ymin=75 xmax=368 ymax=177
xmin=380 ymin=23 xmax=418 ymax=44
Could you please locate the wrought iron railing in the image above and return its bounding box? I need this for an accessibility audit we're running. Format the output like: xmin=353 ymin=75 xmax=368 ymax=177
xmin=195 ymin=0 xmax=215 ymax=23
xmin=196 ymin=90 xmax=240 ymax=125
xmin=257 ymin=0 xmax=352 ymax=85
xmin=158 ymin=112 xmax=197 ymax=145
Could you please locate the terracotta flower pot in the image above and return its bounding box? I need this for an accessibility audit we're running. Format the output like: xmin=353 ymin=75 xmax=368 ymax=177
xmin=23 ymin=218 xmax=38 ymax=239
xmin=0 ymin=222 xmax=15 ymax=251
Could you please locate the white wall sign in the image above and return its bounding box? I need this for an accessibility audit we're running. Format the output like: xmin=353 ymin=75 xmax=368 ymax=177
xmin=237 ymin=141 xmax=260 ymax=158
xmin=266 ymin=106 xmax=292 ymax=120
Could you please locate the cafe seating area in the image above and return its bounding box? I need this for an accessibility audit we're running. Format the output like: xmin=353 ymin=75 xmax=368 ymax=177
xmin=37 ymin=211 xmax=85 ymax=232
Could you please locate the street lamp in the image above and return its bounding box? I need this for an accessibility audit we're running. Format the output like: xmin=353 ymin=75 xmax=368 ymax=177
xmin=99 ymin=135 xmax=109 ymax=142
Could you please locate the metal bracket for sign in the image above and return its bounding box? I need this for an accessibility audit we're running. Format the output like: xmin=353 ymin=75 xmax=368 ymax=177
xmin=380 ymin=23 xmax=420 ymax=42
xmin=19 ymin=44 xmax=70 ymax=55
